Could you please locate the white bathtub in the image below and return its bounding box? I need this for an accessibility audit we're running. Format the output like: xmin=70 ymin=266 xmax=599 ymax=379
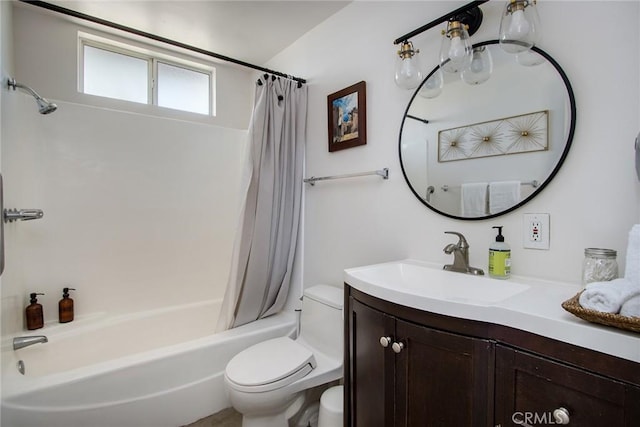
xmin=0 ymin=299 xmax=296 ymax=427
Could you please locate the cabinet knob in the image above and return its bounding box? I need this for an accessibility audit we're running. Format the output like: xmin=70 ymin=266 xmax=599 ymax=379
xmin=392 ymin=341 xmax=404 ymax=353
xmin=553 ymin=407 xmax=570 ymax=424
xmin=379 ymin=336 xmax=392 ymax=348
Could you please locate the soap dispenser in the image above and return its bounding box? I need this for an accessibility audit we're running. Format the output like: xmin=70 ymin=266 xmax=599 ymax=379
xmin=26 ymin=292 xmax=45 ymax=330
xmin=58 ymin=287 xmax=76 ymax=323
xmin=489 ymin=226 xmax=511 ymax=279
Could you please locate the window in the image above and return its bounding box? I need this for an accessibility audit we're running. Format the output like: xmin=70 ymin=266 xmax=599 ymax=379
xmin=80 ymin=35 xmax=214 ymax=116
xmin=157 ymin=62 xmax=210 ymax=115
xmin=83 ymin=45 xmax=149 ymax=104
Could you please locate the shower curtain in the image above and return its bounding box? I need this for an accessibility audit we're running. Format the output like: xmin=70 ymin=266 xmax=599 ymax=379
xmin=218 ymin=75 xmax=307 ymax=330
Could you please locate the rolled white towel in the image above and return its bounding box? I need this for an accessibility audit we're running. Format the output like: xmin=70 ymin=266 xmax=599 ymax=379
xmin=579 ymin=278 xmax=640 ymax=313
xmin=625 ymin=224 xmax=640 ymax=285
xmin=620 ymin=294 xmax=640 ymax=317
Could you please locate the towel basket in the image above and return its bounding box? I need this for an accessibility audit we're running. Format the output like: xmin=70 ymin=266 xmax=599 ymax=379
xmin=561 ymin=291 xmax=640 ymax=333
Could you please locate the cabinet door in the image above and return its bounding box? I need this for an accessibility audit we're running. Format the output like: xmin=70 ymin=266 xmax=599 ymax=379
xmin=495 ymin=344 xmax=640 ymax=427
xmin=348 ymin=298 xmax=396 ymax=427
xmin=394 ymin=319 xmax=494 ymax=427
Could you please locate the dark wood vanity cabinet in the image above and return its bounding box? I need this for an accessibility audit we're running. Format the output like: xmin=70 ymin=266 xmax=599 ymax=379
xmin=394 ymin=318 xmax=493 ymax=426
xmin=345 ymin=285 xmax=640 ymax=427
xmin=347 ymin=296 xmax=493 ymax=426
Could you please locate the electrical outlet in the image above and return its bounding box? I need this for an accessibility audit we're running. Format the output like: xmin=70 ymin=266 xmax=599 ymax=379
xmin=523 ymin=213 xmax=550 ymax=250
xmin=531 ymin=221 xmax=541 ymax=241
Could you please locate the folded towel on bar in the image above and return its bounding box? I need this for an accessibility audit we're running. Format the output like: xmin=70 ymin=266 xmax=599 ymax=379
xmin=579 ymin=278 xmax=640 ymax=313
xmin=625 ymin=224 xmax=640 ymax=285
xmin=461 ymin=182 xmax=488 ymax=217
xmin=620 ymin=294 xmax=640 ymax=317
xmin=489 ymin=181 xmax=521 ymax=214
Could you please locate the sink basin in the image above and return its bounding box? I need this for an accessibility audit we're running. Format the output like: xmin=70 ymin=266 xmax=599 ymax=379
xmin=344 ymin=259 xmax=530 ymax=305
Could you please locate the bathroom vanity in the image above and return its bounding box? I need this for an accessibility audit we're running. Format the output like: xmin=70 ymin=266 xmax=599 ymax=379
xmin=343 ymin=260 xmax=640 ymax=427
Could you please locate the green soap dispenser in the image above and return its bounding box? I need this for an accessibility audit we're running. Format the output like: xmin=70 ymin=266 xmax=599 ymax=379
xmin=489 ymin=226 xmax=511 ymax=279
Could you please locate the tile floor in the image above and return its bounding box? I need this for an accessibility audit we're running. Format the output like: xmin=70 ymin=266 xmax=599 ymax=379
xmin=182 ymin=407 xmax=241 ymax=427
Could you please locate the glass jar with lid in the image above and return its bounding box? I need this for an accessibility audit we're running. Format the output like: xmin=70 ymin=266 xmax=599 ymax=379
xmin=582 ymin=248 xmax=618 ymax=287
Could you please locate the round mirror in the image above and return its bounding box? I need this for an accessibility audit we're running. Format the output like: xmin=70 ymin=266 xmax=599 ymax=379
xmin=399 ymin=40 xmax=575 ymax=220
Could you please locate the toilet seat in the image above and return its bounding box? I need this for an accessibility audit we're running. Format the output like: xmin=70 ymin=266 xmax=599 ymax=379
xmin=225 ymin=336 xmax=317 ymax=393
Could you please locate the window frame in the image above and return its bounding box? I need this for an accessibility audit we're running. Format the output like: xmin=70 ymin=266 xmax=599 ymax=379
xmin=78 ymin=33 xmax=215 ymax=116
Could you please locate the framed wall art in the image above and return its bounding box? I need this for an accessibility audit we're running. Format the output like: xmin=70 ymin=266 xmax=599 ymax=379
xmin=438 ymin=110 xmax=549 ymax=162
xmin=327 ymin=81 xmax=367 ymax=152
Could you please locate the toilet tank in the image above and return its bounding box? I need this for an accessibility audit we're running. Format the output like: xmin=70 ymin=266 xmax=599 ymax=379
xmin=299 ymin=285 xmax=343 ymax=361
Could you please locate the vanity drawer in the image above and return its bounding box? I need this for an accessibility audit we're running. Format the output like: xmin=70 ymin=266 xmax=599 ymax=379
xmin=495 ymin=345 xmax=640 ymax=426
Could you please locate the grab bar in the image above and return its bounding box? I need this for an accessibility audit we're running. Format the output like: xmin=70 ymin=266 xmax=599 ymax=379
xmin=303 ymin=168 xmax=389 ymax=186
xmin=3 ymin=208 xmax=44 ymax=223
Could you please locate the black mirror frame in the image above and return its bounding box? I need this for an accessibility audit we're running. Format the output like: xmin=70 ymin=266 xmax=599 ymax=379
xmin=398 ymin=40 xmax=576 ymax=220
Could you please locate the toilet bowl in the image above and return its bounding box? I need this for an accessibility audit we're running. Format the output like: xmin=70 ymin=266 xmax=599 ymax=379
xmin=224 ymin=285 xmax=343 ymax=427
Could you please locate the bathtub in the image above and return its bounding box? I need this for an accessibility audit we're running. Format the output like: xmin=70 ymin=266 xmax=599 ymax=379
xmin=0 ymin=299 xmax=296 ymax=427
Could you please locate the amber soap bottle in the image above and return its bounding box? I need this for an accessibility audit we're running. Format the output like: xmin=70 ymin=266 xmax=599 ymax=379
xmin=58 ymin=287 xmax=76 ymax=323
xmin=26 ymin=292 xmax=45 ymax=330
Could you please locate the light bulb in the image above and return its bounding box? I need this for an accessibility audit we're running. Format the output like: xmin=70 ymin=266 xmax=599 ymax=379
xmin=440 ymin=21 xmax=472 ymax=74
xmin=395 ymin=57 xmax=422 ymax=90
xmin=499 ymin=0 xmax=540 ymax=54
xmin=419 ymin=67 xmax=443 ymax=99
xmin=395 ymin=41 xmax=422 ymax=90
xmin=461 ymin=47 xmax=492 ymax=85
xmin=507 ymin=9 xmax=530 ymax=40
xmin=449 ymin=36 xmax=467 ymax=64
xmin=515 ymin=50 xmax=545 ymax=67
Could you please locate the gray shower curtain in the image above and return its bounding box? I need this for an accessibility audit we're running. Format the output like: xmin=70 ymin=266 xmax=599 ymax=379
xmin=218 ymin=75 xmax=307 ymax=330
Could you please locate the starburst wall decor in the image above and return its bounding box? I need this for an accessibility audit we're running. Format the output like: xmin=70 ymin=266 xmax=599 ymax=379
xmin=438 ymin=110 xmax=548 ymax=162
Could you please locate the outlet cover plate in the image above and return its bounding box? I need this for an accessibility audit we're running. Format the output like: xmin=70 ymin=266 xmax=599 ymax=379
xmin=523 ymin=213 xmax=550 ymax=250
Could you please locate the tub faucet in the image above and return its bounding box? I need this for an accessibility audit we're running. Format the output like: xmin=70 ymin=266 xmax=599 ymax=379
xmin=13 ymin=335 xmax=48 ymax=350
xmin=443 ymin=231 xmax=484 ymax=276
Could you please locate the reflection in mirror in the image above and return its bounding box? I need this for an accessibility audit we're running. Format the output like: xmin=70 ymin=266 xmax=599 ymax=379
xmin=399 ymin=40 xmax=575 ymax=220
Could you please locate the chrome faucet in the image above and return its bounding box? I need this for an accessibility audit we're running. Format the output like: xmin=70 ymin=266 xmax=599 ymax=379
xmin=443 ymin=231 xmax=484 ymax=275
xmin=13 ymin=335 xmax=48 ymax=350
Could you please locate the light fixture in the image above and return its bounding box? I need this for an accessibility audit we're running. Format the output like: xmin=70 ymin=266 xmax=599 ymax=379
xmin=393 ymin=1 xmax=487 ymax=91
xmin=419 ymin=66 xmax=444 ymax=99
xmin=395 ymin=41 xmax=423 ymax=90
xmin=394 ymin=1 xmax=544 ymax=95
xmin=461 ymin=46 xmax=493 ymax=85
xmin=515 ymin=49 xmax=545 ymax=66
xmin=499 ymin=0 xmax=540 ymax=54
xmin=440 ymin=21 xmax=472 ymax=74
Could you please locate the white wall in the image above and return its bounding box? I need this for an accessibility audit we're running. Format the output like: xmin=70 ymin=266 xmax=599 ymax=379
xmin=11 ymin=3 xmax=253 ymax=130
xmin=0 ymin=0 xmax=14 ymax=412
xmin=268 ymin=1 xmax=640 ymax=287
xmin=1 ymin=4 xmax=253 ymax=334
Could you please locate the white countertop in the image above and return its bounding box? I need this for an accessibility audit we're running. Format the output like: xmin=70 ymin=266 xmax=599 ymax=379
xmin=344 ymin=259 xmax=640 ymax=363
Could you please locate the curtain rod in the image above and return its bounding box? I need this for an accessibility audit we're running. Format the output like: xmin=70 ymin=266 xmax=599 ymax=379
xmin=393 ymin=0 xmax=489 ymax=45
xmin=20 ymin=0 xmax=307 ymax=84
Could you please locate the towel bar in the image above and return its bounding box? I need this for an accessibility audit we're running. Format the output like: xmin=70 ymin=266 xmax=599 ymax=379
xmin=304 ymin=168 xmax=389 ymax=186
xmin=441 ymin=180 xmax=538 ymax=192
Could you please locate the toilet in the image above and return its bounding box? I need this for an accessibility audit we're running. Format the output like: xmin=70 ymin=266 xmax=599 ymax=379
xmin=224 ymin=285 xmax=344 ymax=427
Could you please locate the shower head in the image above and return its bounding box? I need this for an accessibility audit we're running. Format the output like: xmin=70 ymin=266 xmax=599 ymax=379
xmin=7 ymin=77 xmax=57 ymax=114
